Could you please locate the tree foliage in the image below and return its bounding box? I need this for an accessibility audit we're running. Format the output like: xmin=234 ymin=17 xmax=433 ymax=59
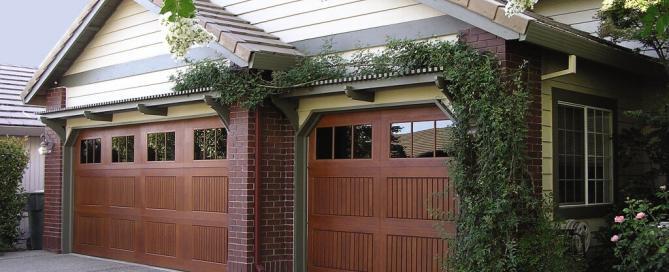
xmin=0 ymin=137 xmax=28 ymax=250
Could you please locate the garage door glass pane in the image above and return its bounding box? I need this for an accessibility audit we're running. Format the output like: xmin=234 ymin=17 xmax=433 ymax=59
xmin=353 ymin=125 xmax=372 ymax=159
xmin=334 ymin=126 xmax=352 ymax=159
xmin=194 ymin=128 xmax=227 ymax=160
xmin=112 ymin=136 xmax=134 ymax=163
xmin=436 ymin=120 xmax=453 ymax=157
xmin=316 ymin=127 xmax=333 ymax=160
xmin=413 ymin=121 xmax=435 ymax=158
xmin=147 ymin=132 xmax=175 ymax=161
xmin=390 ymin=122 xmax=411 ymax=158
xmin=80 ymin=138 xmax=101 ymax=164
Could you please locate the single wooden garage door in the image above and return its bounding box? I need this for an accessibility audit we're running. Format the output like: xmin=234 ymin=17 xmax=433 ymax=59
xmin=74 ymin=117 xmax=228 ymax=272
xmin=308 ymin=106 xmax=457 ymax=272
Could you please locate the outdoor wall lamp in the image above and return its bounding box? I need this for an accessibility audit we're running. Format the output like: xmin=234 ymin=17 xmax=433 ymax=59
xmin=38 ymin=134 xmax=53 ymax=155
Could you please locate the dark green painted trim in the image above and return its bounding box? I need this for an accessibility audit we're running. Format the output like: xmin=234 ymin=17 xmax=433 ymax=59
xmin=291 ymin=15 xmax=471 ymax=55
xmin=60 ymin=47 xmax=222 ymax=87
xmin=40 ymin=117 xmax=66 ymax=140
xmin=204 ymin=95 xmax=230 ymax=130
xmin=292 ymin=99 xmax=443 ymax=271
xmin=551 ymin=88 xmax=618 ymax=219
xmin=270 ymin=96 xmax=299 ymax=130
xmin=62 ymin=129 xmax=79 ymax=253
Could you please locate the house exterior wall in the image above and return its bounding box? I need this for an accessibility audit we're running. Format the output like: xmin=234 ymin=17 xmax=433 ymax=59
xmin=64 ymin=0 xmax=168 ymax=75
xmin=215 ymin=0 xmax=444 ymax=43
xmin=540 ymin=51 xmax=665 ymax=229
xmin=60 ymin=0 xmax=217 ymax=108
xmin=23 ymin=136 xmax=45 ymax=193
xmin=534 ymin=0 xmax=601 ymax=35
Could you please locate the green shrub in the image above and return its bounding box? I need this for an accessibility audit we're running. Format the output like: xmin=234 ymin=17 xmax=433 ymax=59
xmin=0 ymin=137 xmax=29 ymax=250
xmin=611 ymin=187 xmax=669 ymax=272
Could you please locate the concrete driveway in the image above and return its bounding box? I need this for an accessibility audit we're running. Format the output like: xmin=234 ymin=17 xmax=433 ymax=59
xmin=0 ymin=250 xmax=172 ymax=272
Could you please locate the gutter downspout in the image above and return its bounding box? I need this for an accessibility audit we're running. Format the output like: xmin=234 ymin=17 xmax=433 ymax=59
xmin=255 ymin=107 xmax=264 ymax=272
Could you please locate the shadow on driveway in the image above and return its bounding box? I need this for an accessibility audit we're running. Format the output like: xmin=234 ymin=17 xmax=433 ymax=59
xmin=0 ymin=251 xmax=172 ymax=272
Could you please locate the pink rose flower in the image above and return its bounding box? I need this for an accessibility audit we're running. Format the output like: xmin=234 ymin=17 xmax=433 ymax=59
xmin=614 ymin=215 xmax=625 ymax=223
xmin=611 ymin=235 xmax=620 ymax=242
xmin=635 ymin=212 xmax=646 ymax=220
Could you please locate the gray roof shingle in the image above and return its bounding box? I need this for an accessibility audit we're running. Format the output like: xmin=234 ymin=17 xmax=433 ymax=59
xmin=0 ymin=65 xmax=44 ymax=127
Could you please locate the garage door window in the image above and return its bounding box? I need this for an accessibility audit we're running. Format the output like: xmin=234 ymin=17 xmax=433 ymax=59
xmin=194 ymin=128 xmax=226 ymax=160
xmin=112 ymin=136 xmax=134 ymax=163
xmin=80 ymin=138 xmax=101 ymax=164
xmin=316 ymin=124 xmax=372 ymax=160
xmin=390 ymin=120 xmax=453 ymax=158
xmin=147 ymin=132 xmax=175 ymax=161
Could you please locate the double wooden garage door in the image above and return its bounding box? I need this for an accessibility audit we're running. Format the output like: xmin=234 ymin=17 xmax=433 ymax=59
xmin=73 ymin=117 xmax=228 ymax=272
xmin=308 ymin=106 xmax=456 ymax=272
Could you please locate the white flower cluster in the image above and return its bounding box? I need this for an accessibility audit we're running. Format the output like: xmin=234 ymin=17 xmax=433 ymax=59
xmin=160 ymin=12 xmax=215 ymax=60
xmin=601 ymin=0 xmax=660 ymax=11
xmin=504 ymin=0 xmax=538 ymax=16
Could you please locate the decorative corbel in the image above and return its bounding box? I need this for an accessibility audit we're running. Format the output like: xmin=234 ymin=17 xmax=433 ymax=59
xmin=204 ymin=95 xmax=230 ymax=130
xmin=137 ymin=104 xmax=168 ymax=116
xmin=270 ymin=96 xmax=299 ymax=130
xmin=344 ymin=85 xmax=374 ymax=102
xmin=39 ymin=117 xmax=66 ymax=141
xmin=83 ymin=111 xmax=113 ymax=122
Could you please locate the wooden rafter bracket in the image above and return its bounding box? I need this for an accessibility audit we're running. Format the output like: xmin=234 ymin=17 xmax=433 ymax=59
xmin=344 ymin=85 xmax=374 ymax=102
xmin=434 ymin=75 xmax=454 ymax=98
xmin=270 ymin=96 xmax=299 ymax=130
xmin=39 ymin=117 xmax=66 ymax=140
xmin=137 ymin=103 xmax=167 ymax=116
xmin=83 ymin=110 xmax=112 ymax=122
xmin=204 ymin=95 xmax=230 ymax=130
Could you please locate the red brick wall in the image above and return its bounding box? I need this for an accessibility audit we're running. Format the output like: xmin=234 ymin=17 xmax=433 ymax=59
xmin=461 ymin=28 xmax=544 ymax=192
xmin=258 ymin=105 xmax=294 ymax=272
xmin=227 ymin=104 xmax=295 ymax=272
xmin=227 ymin=105 xmax=256 ymax=271
xmin=43 ymin=87 xmax=66 ymax=253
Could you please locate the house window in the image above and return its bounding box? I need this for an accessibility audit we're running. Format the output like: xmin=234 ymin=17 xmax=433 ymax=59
xmin=112 ymin=136 xmax=134 ymax=163
xmin=316 ymin=124 xmax=372 ymax=160
xmin=194 ymin=128 xmax=227 ymax=160
xmin=80 ymin=138 xmax=101 ymax=164
xmin=147 ymin=132 xmax=175 ymax=161
xmin=557 ymin=102 xmax=613 ymax=206
xmin=390 ymin=120 xmax=453 ymax=158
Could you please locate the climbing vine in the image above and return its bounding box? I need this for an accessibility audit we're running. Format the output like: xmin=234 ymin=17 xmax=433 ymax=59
xmin=171 ymin=38 xmax=581 ymax=271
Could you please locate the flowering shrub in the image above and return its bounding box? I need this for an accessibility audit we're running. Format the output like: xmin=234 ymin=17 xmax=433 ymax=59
xmin=504 ymin=0 xmax=538 ymax=16
xmin=611 ymin=186 xmax=669 ymax=272
xmin=160 ymin=12 xmax=214 ymax=60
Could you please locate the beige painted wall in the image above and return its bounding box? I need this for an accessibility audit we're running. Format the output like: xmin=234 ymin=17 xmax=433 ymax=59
xmin=65 ymin=0 xmax=168 ymax=75
xmin=297 ymin=84 xmax=447 ymax=125
xmin=211 ymin=0 xmax=444 ymax=43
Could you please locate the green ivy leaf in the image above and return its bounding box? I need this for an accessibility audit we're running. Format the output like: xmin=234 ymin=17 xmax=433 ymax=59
xmin=160 ymin=0 xmax=196 ymax=22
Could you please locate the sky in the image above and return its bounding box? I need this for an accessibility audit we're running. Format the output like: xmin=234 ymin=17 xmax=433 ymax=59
xmin=0 ymin=0 xmax=91 ymax=68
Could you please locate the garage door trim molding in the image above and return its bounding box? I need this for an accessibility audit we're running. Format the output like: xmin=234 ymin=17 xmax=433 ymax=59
xmin=62 ymin=129 xmax=79 ymax=253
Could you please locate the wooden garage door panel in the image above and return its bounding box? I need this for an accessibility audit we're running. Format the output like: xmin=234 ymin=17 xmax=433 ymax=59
xmin=73 ymin=117 xmax=228 ymax=272
xmin=308 ymin=106 xmax=454 ymax=272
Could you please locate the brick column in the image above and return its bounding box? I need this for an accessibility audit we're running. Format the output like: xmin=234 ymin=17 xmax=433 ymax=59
xmin=227 ymin=103 xmax=295 ymax=272
xmin=461 ymin=28 xmax=544 ymax=192
xmin=43 ymin=87 xmax=66 ymax=253
xmin=227 ymin=105 xmax=256 ymax=271
xmin=259 ymin=105 xmax=294 ymax=272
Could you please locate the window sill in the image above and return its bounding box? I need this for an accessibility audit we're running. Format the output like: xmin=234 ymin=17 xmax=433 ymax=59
xmin=556 ymin=204 xmax=613 ymax=219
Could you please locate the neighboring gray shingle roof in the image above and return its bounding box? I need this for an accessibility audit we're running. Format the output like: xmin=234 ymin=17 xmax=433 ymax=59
xmin=0 ymin=65 xmax=43 ymax=127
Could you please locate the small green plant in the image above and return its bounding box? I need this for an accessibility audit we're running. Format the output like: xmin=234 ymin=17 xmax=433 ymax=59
xmin=0 ymin=137 xmax=29 ymax=251
xmin=610 ymin=186 xmax=669 ymax=272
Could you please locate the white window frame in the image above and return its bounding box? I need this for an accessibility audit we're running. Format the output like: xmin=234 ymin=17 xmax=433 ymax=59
xmin=557 ymin=101 xmax=614 ymax=207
